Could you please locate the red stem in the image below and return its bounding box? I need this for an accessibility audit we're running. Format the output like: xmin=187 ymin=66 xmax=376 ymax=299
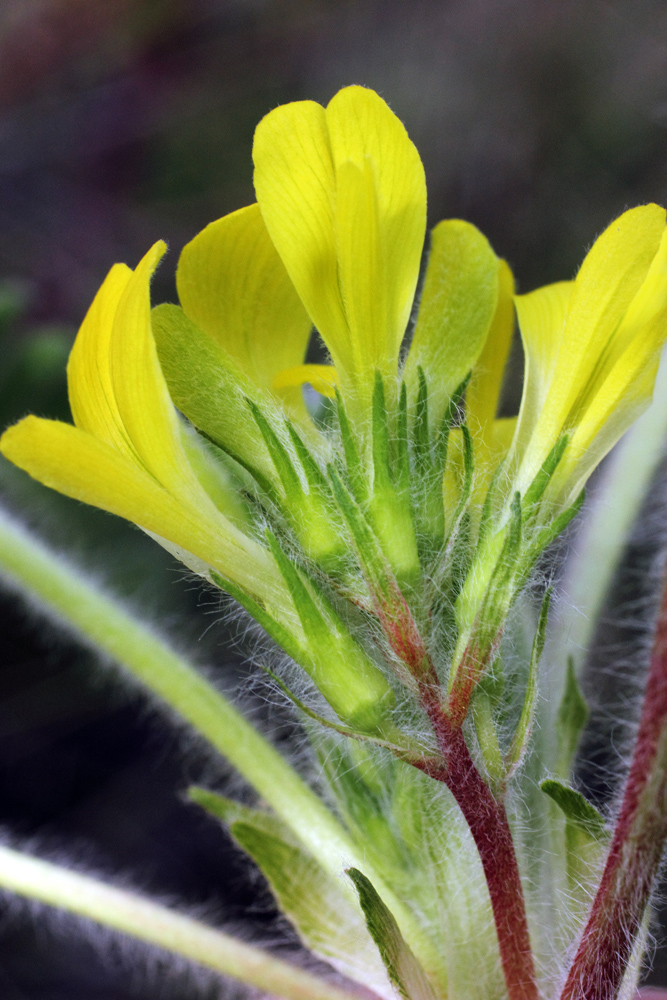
xmin=559 ymin=575 xmax=667 ymax=1000
xmin=420 ymin=688 xmax=539 ymax=1000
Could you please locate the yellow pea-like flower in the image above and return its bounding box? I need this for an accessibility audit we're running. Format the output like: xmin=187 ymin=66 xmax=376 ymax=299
xmin=0 ymin=242 xmax=286 ymax=611
xmin=253 ymin=85 xmax=427 ymax=399
xmin=510 ymin=204 xmax=667 ymax=507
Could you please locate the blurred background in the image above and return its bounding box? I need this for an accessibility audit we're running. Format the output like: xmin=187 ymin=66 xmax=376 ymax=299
xmin=2 ymin=0 xmax=667 ymax=995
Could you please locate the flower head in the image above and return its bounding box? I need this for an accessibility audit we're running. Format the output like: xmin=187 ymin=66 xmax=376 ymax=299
xmin=3 ymin=83 xmax=667 ymax=744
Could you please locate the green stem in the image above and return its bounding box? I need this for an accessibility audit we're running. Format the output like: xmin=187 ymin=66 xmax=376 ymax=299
xmin=0 ymin=506 xmax=433 ymax=972
xmin=0 ymin=845 xmax=363 ymax=1000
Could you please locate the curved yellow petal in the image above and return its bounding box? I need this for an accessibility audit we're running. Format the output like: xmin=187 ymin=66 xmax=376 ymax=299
xmin=67 ymin=262 xmax=134 ymax=455
xmin=511 ymin=206 xmax=667 ymax=501
xmin=553 ymin=226 xmax=667 ymax=499
xmin=107 ymin=241 xmax=191 ymax=495
xmin=176 ymin=203 xmax=313 ymax=417
xmin=405 ymin=219 xmax=500 ymax=424
xmin=512 ymin=280 xmax=574 ymax=456
xmin=253 ymin=85 xmax=426 ymax=386
xmin=272 ymin=363 xmax=339 ymax=399
xmin=0 ymin=417 xmax=279 ymax=601
xmin=467 ymin=258 xmax=516 ymax=443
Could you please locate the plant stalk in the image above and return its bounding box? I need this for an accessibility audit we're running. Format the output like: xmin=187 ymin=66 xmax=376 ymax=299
xmin=0 ymin=505 xmax=435 ymax=976
xmin=421 ymin=688 xmax=539 ymax=1000
xmin=0 ymin=845 xmax=366 ymax=1000
xmin=559 ymin=568 xmax=667 ymax=1000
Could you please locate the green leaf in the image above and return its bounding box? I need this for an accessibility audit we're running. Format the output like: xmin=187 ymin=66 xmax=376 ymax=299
xmin=540 ymin=780 xmax=608 ymax=843
xmin=506 ymin=587 xmax=552 ymax=772
xmin=347 ymin=868 xmax=438 ymax=1000
xmin=152 ymin=304 xmax=276 ymax=483
xmin=190 ymin=789 xmax=392 ymax=997
xmin=556 ymin=656 xmax=589 ymax=778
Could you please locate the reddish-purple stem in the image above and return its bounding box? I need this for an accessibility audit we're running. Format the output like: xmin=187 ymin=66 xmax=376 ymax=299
xmin=420 ymin=687 xmax=539 ymax=1000
xmin=560 ymin=575 xmax=667 ymax=1000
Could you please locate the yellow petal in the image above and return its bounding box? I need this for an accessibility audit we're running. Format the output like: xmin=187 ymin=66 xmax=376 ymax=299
xmin=467 ymin=258 xmax=515 ymax=444
xmin=553 ymin=226 xmax=667 ymax=499
xmin=272 ymin=363 xmax=340 ymax=399
xmin=512 ymin=280 xmax=575 ymax=457
xmin=0 ymin=417 xmax=279 ymax=601
xmin=405 ymin=219 xmax=500 ymax=424
xmin=67 ymin=262 xmax=134 ymax=455
xmin=512 ymin=206 xmax=667 ymax=496
xmin=253 ymin=86 xmax=426 ymax=386
xmin=176 ymin=203 xmax=313 ymax=418
xmin=327 ymin=87 xmax=426 ymax=371
xmin=107 ymin=241 xmax=192 ymax=495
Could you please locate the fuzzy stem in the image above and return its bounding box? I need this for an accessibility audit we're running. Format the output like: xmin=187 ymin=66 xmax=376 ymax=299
xmin=559 ymin=570 xmax=667 ymax=1000
xmin=0 ymin=845 xmax=365 ymax=1000
xmin=421 ymin=690 xmax=539 ymax=1000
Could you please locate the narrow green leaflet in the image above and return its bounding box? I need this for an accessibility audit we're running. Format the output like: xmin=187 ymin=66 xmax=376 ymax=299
xmin=506 ymin=588 xmax=552 ymax=772
xmin=556 ymin=657 xmax=590 ymax=779
xmin=190 ymin=789 xmax=392 ymax=997
xmin=347 ymin=868 xmax=438 ymax=1000
xmin=540 ymin=780 xmax=608 ymax=843
xmin=540 ymin=779 xmax=608 ymax=895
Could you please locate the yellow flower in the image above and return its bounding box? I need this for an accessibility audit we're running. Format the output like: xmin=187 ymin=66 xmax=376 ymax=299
xmin=510 ymin=204 xmax=667 ymax=507
xmin=250 ymin=86 xmax=511 ymax=429
xmin=0 ymin=242 xmax=286 ymax=610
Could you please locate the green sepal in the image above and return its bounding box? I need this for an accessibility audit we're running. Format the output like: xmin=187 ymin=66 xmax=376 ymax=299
xmin=412 ymin=368 xmax=430 ymax=476
xmin=410 ymin=370 xmax=446 ymax=552
xmin=209 ymin=569 xmax=309 ymax=665
xmin=334 ymin=388 xmax=368 ymax=506
xmin=445 ymin=510 xmax=473 ymax=604
xmin=483 ymin=492 xmax=523 ymax=611
xmin=328 ymin=465 xmax=390 ymax=597
xmin=347 ymin=868 xmax=438 ymax=1000
xmin=369 ymin=372 xmax=421 ymax=590
xmin=435 ymin=372 xmax=471 ymax=472
xmin=556 ymin=656 xmax=590 ymax=779
xmin=189 ymin=789 xmax=392 ymax=996
xmin=247 ymin=399 xmax=303 ymax=499
xmin=265 ymin=533 xmax=396 ymax=735
xmin=540 ymin=779 xmax=608 ymax=843
xmin=284 ymin=420 xmax=330 ymax=496
xmin=247 ymin=402 xmax=345 ymax=566
xmin=506 ymin=587 xmax=552 ymax=772
xmin=523 ymin=434 xmax=569 ymax=509
xmin=477 ymin=459 xmax=505 ymax=549
xmin=396 ymin=381 xmax=411 ymax=495
xmin=528 ymin=489 xmax=586 ymax=564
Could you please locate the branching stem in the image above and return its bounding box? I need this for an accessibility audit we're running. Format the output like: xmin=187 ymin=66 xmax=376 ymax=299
xmin=559 ymin=569 xmax=667 ymax=1000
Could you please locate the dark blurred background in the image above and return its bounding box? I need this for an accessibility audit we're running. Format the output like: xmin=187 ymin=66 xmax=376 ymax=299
xmin=2 ymin=0 xmax=667 ymax=996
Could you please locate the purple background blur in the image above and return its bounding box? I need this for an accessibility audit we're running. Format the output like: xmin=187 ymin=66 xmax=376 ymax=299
xmin=2 ymin=1 xmax=667 ymax=996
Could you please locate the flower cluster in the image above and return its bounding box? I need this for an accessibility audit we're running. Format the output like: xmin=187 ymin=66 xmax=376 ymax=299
xmin=3 ymin=83 xmax=667 ymax=1000
xmin=4 ymin=85 xmax=666 ymax=747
